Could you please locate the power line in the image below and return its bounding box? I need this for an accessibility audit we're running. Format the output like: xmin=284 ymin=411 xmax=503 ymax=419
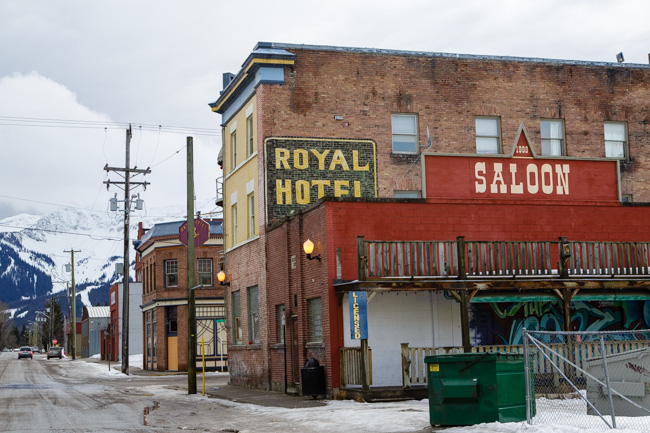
xmin=0 ymin=223 xmax=123 ymax=241
xmin=0 ymin=116 xmax=220 ymax=136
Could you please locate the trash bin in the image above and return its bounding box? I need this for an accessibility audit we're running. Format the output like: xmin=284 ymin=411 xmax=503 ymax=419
xmin=586 ymin=346 xmax=650 ymax=417
xmin=301 ymin=358 xmax=326 ymax=398
xmin=425 ymin=353 xmax=529 ymax=426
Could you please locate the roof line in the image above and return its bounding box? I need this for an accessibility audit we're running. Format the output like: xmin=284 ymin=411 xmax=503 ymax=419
xmin=261 ymin=42 xmax=650 ymax=69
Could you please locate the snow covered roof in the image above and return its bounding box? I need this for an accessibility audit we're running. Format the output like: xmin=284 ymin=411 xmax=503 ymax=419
xmin=84 ymin=306 xmax=110 ymax=319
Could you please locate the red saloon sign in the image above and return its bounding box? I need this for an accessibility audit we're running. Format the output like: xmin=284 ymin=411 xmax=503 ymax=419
xmin=423 ymin=123 xmax=620 ymax=203
xmin=179 ymin=218 xmax=210 ymax=247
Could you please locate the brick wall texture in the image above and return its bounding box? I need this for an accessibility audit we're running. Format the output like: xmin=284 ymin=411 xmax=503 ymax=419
xmin=224 ymin=45 xmax=650 ymax=394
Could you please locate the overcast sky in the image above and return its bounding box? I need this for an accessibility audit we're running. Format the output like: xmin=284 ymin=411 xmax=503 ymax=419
xmin=1 ymin=0 xmax=649 ymax=220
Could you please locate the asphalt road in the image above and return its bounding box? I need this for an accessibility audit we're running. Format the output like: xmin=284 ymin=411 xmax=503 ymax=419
xmin=0 ymin=351 xmax=177 ymax=432
xmin=0 ymin=351 xmax=432 ymax=433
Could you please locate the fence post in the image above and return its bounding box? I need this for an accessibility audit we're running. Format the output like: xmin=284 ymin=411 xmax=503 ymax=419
xmin=401 ymin=343 xmax=411 ymax=389
xmin=599 ymin=335 xmax=617 ymax=429
xmin=523 ymin=328 xmax=532 ymax=424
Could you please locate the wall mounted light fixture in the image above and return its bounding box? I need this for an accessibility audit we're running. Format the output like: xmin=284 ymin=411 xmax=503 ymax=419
xmin=217 ymin=270 xmax=230 ymax=286
xmin=303 ymin=239 xmax=321 ymax=262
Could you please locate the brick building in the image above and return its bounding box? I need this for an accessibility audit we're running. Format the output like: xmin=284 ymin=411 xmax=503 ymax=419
xmin=135 ymin=219 xmax=226 ymax=372
xmin=210 ymin=42 xmax=650 ymax=397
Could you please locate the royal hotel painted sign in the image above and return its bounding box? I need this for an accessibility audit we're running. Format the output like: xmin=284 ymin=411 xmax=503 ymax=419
xmin=422 ymin=124 xmax=620 ymax=202
xmin=265 ymin=137 xmax=378 ymax=220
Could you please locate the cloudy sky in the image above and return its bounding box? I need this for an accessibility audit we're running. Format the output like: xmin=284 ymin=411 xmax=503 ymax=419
xmin=1 ymin=0 xmax=649 ymax=220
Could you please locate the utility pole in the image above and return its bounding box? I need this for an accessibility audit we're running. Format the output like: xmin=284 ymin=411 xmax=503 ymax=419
xmin=64 ymin=249 xmax=80 ymax=359
xmin=104 ymin=125 xmax=151 ymax=375
xmin=187 ymin=136 xmax=197 ymax=394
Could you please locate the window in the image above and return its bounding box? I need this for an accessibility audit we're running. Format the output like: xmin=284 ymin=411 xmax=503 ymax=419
xmin=232 ymin=291 xmax=241 ymax=344
xmin=475 ymin=117 xmax=501 ymax=154
xmin=247 ymin=286 xmax=259 ymax=344
xmin=391 ymin=114 xmax=418 ymax=153
xmin=166 ymin=306 xmax=177 ymax=335
xmin=604 ymin=122 xmax=627 ymax=159
xmin=164 ymin=259 xmax=178 ymax=287
xmin=276 ymin=304 xmax=285 ymax=344
xmin=247 ymin=193 xmax=255 ymax=238
xmin=308 ymin=297 xmax=322 ymax=343
xmin=394 ymin=190 xmax=421 ymax=199
xmin=247 ymin=116 xmax=254 ymax=156
xmin=231 ymin=131 xmax=237 ymax=169
xmin=622 ymin=194 xmax=633 ymax=203
xmin=231 ymin=203 xmax=238 ymax=245
xmin=540 ymin=120 xmax=565 ymax=156
xmin=197 ymin=258 xmax=213 ymax=286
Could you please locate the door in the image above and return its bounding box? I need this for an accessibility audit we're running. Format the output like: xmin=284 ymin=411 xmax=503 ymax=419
xmin=167 ymin=336 xmax=178 ymax=371
xmin=291 ymin=315 xmax=299 ymax=382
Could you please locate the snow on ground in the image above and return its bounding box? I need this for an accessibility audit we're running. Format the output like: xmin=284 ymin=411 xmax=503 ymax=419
xmin=76 ymin=357 xmax=645 ymax=433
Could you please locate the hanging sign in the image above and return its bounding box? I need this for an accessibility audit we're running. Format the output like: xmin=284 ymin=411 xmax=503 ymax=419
xmin=179 ymin=218 xmax=210 ymax=247
xmin=349 ymin=291 xmax=368 ymax=340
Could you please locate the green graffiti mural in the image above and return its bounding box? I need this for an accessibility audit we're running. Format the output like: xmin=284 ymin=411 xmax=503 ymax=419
xmin=473 ymin=300 xmax=644 ymax=345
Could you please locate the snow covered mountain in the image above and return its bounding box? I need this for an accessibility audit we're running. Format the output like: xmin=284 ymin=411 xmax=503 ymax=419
xmin=0 ymin=206 xmax=186 ymax=328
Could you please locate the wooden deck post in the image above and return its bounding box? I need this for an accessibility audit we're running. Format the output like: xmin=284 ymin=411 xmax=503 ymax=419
xmin=357 ymin=236 xmax=366 ymax=281
xmin=360 ymin=338 xmax=370 ymax=391
xmin=559 ymin=236 xmax=570 ymax=279
xmin=457 ymin=237 xmax=471 ymax=353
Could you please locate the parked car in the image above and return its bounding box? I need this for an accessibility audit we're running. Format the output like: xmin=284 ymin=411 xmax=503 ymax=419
xmin=47 ymin=347 xmax=63 ymax=360
xmin=18 ymin=346 xmax=33 ymax=359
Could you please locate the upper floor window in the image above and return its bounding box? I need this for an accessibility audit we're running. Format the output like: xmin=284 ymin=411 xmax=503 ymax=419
xmin=475 ymin=117 xmax=501 ymax=154
xmin=230 ymin=132 xmax=237 ymax=169
xmin=197 ymin=258 xmax=213 ymax=286
xmin=246 ymin=116 xmax=254 ymax=157
xmin=540 ymin=119 xmax=565 ymax=156
xmin=164 ymin=259 xmax=178 ymax=287
xmin=231 ymin=203 xmax=238 ymax=245
xmin=391 ymin=114 xmax=418 ymax=153
xmin=604 ymin=122 xmax=627 ymax=159
xmin=247 ymin=193 xmax=255 ymax=238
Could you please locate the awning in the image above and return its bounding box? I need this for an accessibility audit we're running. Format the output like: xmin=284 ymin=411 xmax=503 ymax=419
xmin=469 ymin=291 xmax=650 ymax=303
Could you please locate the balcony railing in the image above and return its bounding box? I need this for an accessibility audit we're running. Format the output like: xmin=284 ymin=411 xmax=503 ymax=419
xmin=357 ymin=237 xmax=650 ymax=281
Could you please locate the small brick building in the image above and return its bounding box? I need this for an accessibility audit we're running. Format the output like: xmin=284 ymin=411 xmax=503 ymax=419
xmin=135 ymin=219 xmax=226 ymax=372
xmin=210 ymin=42 xmax=650 ymax=397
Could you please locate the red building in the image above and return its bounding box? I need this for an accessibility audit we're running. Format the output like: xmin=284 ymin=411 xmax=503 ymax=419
xmin=211 ymin=43 xmax=650 ymax=398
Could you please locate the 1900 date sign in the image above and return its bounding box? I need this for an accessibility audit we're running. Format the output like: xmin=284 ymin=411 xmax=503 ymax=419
xmin=265 ymin=137 xmax=378 ymax=221
xmin=179 ymin=218 xmax=210 ymax=247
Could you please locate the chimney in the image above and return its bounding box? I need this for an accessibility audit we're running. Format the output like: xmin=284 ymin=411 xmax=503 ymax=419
xmin=222 ymin=73 xmax=235 ymax=90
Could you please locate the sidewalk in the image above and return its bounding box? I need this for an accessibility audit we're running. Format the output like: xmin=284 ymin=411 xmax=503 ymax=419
xmin=88 ymin=358 xmax=326 ymax=409
xmin=206 ymin=384 xmax=327 ymax=409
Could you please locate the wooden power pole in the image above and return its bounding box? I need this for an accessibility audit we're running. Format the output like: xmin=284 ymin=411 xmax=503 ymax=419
xmin=187 ymin=136 xmax=197 ymax=394
xmin=104 ymin=125 xmax=151 ymax=375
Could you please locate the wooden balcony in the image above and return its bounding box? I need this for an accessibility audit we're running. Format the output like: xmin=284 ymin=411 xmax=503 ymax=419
xmin=333 ymin=236 xmax=650 ymax=356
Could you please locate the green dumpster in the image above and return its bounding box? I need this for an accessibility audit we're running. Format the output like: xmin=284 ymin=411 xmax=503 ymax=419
xmin=425 ymin=353 xmax=529 ymax=426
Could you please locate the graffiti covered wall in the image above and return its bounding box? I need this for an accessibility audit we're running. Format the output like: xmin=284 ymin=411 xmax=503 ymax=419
xmin=470 ymin=300 xmax=650 ymax=345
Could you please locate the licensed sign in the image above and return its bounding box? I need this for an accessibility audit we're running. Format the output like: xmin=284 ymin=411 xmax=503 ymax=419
xmin=349 ymin=291 xmax=368 ymax=340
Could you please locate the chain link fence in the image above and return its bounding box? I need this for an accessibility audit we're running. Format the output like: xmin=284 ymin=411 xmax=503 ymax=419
xmin=523 ymin=329 xmax=650 ymax=431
